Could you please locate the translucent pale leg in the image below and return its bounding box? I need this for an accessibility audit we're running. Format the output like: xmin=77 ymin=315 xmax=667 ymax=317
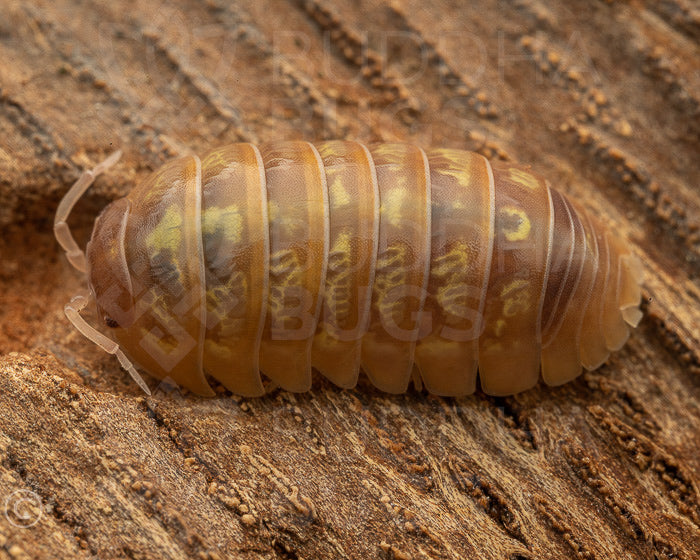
xmin=64 ymin=293 xmax=151 ymax=395
xmin=54 ymin=150 xmax=123 ymax=272
xmin=54 ymin=151 xmax=149 ymax=395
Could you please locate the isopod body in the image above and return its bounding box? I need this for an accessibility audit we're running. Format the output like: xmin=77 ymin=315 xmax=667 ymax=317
xmin=55 ymin=141 xmax=643 ymax=397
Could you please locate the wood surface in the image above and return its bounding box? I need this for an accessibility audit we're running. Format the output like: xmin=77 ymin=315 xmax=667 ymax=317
xmin=0 ymin=0 xmax=698 ymax=558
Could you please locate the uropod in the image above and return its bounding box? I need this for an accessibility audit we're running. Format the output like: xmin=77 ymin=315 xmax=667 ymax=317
xmin=54 ymin=141 xmax=643 ymax=397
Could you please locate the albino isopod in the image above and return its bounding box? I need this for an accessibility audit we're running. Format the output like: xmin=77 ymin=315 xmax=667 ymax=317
xmin=54 ymin=141 xmax=643 ymax=397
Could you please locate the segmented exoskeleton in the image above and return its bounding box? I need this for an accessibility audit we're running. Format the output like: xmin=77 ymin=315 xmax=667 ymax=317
xmin=54 ymin=141 xmax=643 ymax=397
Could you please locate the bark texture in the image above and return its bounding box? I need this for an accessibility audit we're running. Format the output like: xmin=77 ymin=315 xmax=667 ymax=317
xmin=0 ymin=0 xmax=698 ymax=558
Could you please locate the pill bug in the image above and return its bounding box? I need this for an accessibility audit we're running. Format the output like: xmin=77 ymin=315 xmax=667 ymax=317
xmin=54 ymin=141 xmax=643 ymax=397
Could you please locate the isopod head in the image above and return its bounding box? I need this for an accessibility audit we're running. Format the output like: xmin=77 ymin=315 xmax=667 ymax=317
xmin=86 ymin=198 xmax=135 ymax=331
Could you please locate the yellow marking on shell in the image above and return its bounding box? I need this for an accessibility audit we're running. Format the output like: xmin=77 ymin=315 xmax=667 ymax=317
xmin=325 ymin=231 xmax=355 ymax=325
xmin=106 ymin=237 xmax=120 ymax=263
xmin=437 ymin=282 xmax=471 ymax=318
xmin=205 ymin=269 xmax=248 ymax=332
xmin=432 ymin=148 xmax=464 ymax=161
xmin=381 ymin=187 xmax=409 ymax=227
xmin=328 ymin=231 xmax=353 ymax=271
xmin=267 ymin=200 xmax=308 ymax=239
xmin=316 ymin=143 xmax=335 ymax=159
xmin=141 ymin=170 xmax=175 ymax=205
xmin=202 ymin=205 xmax=243 ymax=245
xmin=508 ymin=168 xmax=540 ymax=190
xmin=433 ymin=151 xmax=475 ymax=189
xmin=500 ymin=279 xmax=528 ymax=297
xmin=269 ymin=248 xmax=301 ymax=278
xmin=438 ymin=167 xmax=471 ymax=189
xmin=500 ymin=279 xmax=531 ymax=317
xmin=374 ymin=244 xmax=411 ymax=321
xmin=329 ymin=177 xmax=352 ymax=207
xmin=201 ymin=148 xmax=229 ymax=170
xmin=500 ymin=206 xmax=531 ymax=242
xmin=138 ymin=325 xmax=182 ymax=358
xmin=268 ymin=248 xmax=305 ymax=325
xmin=431 ymin=244 xmax=469 ymax=278
xmin=431 ymin=244 xmax=475 ymax=317
xmin=494 ymin=319 xmax=506 ymax=338
xmin=203 ymin=339 xmax=233 ymax=364
xmin=313 ymin=327 xmax=335 ymax=347
xmin=371 ymin=144 xmax=401 ymax=159
xmin=145 ymin=205 xmax=183 ymax=253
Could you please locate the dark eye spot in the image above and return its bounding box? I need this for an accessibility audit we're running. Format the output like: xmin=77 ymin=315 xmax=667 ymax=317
xmin=104 ymin=316 xmax=120 ymax=328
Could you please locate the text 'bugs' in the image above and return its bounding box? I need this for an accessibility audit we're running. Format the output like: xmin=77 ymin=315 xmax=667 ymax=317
xmin=54 ymin=141 xmax=643 ymax=397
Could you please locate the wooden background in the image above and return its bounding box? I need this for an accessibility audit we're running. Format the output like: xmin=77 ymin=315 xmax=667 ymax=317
xmin=0 ymin=0 xmax=698 ymax=558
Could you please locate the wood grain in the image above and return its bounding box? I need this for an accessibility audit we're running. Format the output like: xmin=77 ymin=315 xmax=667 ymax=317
xmin=0 ymin=0 xmax=698 ymax=558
